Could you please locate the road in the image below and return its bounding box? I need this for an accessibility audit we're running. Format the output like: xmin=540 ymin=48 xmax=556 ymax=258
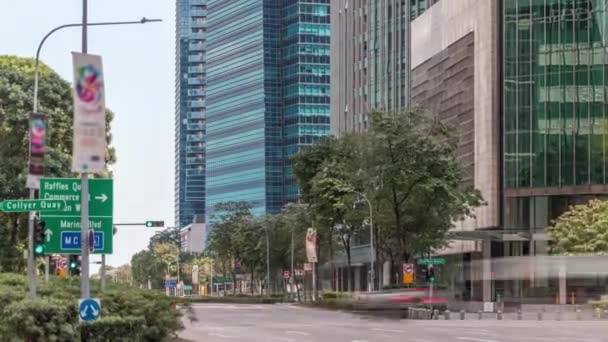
xmin=179 ymin=303 xmax=608 ymax=342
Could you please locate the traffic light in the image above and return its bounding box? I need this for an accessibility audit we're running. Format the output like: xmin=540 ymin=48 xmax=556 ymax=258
xmin=69 ymin=255 xmax=81 ymax=276
xmin=427 ymin=264 xmax=436 ymax=284
xmin=33 ymin=220 xmax=46 ymax=256
xmin=145 ymin=221 xmax=164 ymax=228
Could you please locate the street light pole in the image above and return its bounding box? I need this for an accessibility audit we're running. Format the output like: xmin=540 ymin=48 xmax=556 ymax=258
xmin=265 ymin=227 xmax=270 ymax=296
xmin=355 ymin=192 xmax=374 ymax=292
xmin=27 ymin=16 xmax=161 ymax=298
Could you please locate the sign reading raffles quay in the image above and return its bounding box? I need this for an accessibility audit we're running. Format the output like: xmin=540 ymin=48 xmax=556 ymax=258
xmin=71 ymin=52 xmax=106 ymax=173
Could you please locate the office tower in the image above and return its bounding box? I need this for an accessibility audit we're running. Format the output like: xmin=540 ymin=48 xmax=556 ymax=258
xmin=175 ymin=0 xmax=207 ymax=227
xmin=205 ymin=0 xmax=331 ymax=219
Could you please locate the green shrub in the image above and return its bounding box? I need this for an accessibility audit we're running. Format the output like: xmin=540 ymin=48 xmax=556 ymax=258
xmin=589 ymin=300 xmax=608 ymax=310
xmin=2 ymin=299 xmax=79 ymax=341
xmin=80 ymin=316 xmax=145 ymax=341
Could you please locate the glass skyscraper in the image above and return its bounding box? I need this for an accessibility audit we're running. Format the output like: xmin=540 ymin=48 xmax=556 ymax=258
xmin=504 ymin=0 xmax=608 ymax=229
xmin=205 ymin=0 xmax=330 ymax=220
xmin=175 ymin=0 xmax=207 ymax=227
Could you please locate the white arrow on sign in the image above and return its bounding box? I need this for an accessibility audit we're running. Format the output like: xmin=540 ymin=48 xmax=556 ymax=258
xmin=94 ymin=194 xmax=108 ymax=203
xmin=90 ymin=305 xmax=99 ymax=317
xmin=80 ymin=305 xmax=89 ymax=318
xmin=44 ymin=229 xmax=53 ymax=242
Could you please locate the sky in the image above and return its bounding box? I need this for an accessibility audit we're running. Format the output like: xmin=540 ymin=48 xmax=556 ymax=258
xmin=0 ymin=0 xmax=176 ymax=269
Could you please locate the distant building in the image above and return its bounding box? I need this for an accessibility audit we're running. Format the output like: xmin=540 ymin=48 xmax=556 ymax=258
xmin=175 ymin=0 xmax=207 ymax=227
xmin=205 ymin=0 xmax=331 ymax=221
xmin=180 ymin=223 xmax=206 ymax=254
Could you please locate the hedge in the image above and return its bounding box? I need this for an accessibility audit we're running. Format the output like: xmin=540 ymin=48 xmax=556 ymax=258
xmin=0 ymin=273 xmax=183 ymax=341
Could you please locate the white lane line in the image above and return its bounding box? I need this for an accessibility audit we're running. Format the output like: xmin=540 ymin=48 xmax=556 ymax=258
xmin=352 ymin=340 xmax=370 ymax=342
xmin=456 ymin=338 xmax=500 ymax=342
xmin=372 ymin=328 xmax=406 ymax=334
xmin=285 ymin=330 xmax=311 ymax=336
xmin=208 ymin=332 xmax=233 ymax=338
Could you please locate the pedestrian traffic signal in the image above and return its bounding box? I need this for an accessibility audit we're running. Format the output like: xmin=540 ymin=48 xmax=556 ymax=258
xmin=33 ymin=220 xmax=46 ymax=256
xmin=145 ymin=221 xmax=164 ymax=228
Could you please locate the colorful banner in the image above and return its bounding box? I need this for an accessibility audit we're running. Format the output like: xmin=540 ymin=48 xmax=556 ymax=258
xmin=306 ymin=228 xmax=318 ymax=263
xmin=71 ymin=52 xmax=106 ymax=173
xmin=26 ymin=112 xmax=46 ymax=189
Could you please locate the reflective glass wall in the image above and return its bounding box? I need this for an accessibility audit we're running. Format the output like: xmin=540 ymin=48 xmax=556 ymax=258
xmin=504 ymin=0 xmax=608 ymax=188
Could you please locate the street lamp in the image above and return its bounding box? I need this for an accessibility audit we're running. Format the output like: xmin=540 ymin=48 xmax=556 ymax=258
xmin=32 ymin=17 xmax=162 ymax=112
xmin=26 ymin=16 xmax=162 ymax=299
xmin=353 ymin=191 xmax=375 ymax=292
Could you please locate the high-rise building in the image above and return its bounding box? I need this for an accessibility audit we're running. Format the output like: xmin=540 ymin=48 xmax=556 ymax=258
xmin=205 ymin=0 xmax=330 ymax=219
xmin=175 ymin=0 xmax=207 ymax=227
xmin=330 ymin=0 xmax=608 ymax=302
xmin=331 ymin=0 xmax=439 ymax=136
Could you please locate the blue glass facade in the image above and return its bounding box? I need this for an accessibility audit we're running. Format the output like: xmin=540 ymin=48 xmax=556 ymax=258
xmin=205 ymin=0 xmax=330 ymax=218
xmin=175 ymin=0 xmax=207 ymax=227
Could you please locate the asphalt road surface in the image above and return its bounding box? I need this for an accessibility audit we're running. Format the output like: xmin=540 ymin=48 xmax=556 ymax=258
xmin=179 ymin=303 xmax=608 ymax=342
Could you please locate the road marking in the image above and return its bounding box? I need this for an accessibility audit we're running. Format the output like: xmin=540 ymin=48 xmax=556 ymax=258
xmin=208 ymin=332 xmax=233 ymax=338
xmin=352 ymin=340 xmax=370 ymax=342
xmin=286 ymin=331 xmax=311 ymax=336
xmin=456 ymin=338 xmax=500 ymax=342
xmin=372 ymin=328 xmax=406 ymax=334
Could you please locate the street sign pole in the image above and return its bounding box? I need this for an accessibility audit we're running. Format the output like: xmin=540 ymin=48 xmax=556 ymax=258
xmin=80 ymin=0 xmax=90 ymax=300
xmin=27 ymin=189 xmax=36 ymax=298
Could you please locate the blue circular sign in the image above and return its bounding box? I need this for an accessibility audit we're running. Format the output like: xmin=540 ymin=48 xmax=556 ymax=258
xmin=79 ymin=298 xmax=101 ymax=322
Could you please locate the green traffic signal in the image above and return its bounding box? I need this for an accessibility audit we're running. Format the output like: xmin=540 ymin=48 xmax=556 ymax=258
xmin=70 ymin=261 xmax=78 ymax=269
xmin=145 ymin=221 xmax=164 ymax=228
xmin=34 ymin=244 xmax=45 ymax=255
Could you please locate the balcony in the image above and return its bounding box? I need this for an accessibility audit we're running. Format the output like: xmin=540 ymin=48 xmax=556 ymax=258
xmin=188 ymin=77 xmax=204 ymax=85
xmin=188 ymin=112 xmax=205 ymax=120
xmin=188 ymin=89 xmax=205 ymax=96
xmin=188 ymin=54 xmax=204 ymax=63
xmin=188 ymin=100 xmax=205 ymax=108
xmin=187 ymin=135 xmax=205 ymax=143
xmin=187 ymin=156 xmax=205 ymax=165
xmin=186 ymin=145 xmax=205 ymax=153
xmin=190 ymin=32 xmax=206 ymax=40
xmin=192 ymin=19 xmax=206 ymax=28
xmin=190 ymin=0 xmax=205 ymax=6
xmin=189 ymin=43 xmax=205 ymax=52
xmin=187 ymin=123 xmax=205 ymax=130
xmin=189 ymin=9 xmax=206 ymax=17
xmin=186 ymin=169 xmax=204 ymax=177
xmin=188 ymin=66 xmax=205 ymax=74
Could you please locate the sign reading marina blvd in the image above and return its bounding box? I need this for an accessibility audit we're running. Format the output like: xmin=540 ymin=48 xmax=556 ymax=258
xmin=0 ymin=199 xmax=65 ymax=212
xmin=40 ymin=178 xmax=113 ymax=254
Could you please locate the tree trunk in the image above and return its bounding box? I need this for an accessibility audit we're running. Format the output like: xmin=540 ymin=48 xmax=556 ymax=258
xmin=346 ymin=250 xmax=352 ymax=292
xmin=250 ymin=271 xmax=255 ymax=295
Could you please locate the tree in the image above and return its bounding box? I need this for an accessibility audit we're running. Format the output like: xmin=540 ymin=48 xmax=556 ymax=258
xmin=131 ymin=250 xmax=164 ymax=288
xmin=550 ymin=199 xmax=608 ymax=255
xmin=0 ymin=56 xmax=116 ymax=272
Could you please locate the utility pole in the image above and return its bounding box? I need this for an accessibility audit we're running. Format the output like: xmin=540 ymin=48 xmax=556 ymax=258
xmin=80 ymin=0 xmax=91 ymax=300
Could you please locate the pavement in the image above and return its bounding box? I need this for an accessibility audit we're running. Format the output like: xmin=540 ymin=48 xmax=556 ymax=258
xmin=179 ymin=303 xmax=608 ymax=342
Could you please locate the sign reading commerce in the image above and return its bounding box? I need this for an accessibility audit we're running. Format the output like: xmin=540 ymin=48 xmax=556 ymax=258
xmin=39 ymin=178 xmax=113 ymax=254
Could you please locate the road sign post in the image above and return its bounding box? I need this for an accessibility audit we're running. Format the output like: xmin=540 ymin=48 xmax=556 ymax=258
xmin=39 ymin=178 xmax=113 ymax=254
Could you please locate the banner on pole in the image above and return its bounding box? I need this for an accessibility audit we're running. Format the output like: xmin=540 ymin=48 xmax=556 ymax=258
xmin=26 ymin=112 xmax=46 ymax=189
xmin=306 ymin=228 xmax=317 ymax=263
xmin=71 ymin=52 xmax=106 ymax=173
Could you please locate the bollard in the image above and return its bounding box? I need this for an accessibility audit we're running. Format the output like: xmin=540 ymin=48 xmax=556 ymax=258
xmin=478 ymin=310 xmax=483 ymax=320
xmin=517 ymin=309 xmax=522 ymax=320
xmin=537 ymin=311 xmax=543 ymax=321
xmin=497 ymin=310 xmax=503 ymax=320
xmin=460 ymin=310 xmax=465 ymax=320
xmin=596 ymin=308 xmax=601 ymax=320
xmin=445 ymin=310 xmax=451 ymax=320
xmin=556 ymin=310 xmax=562 ymax=321
xmin=576 ymin=309 xmax=582 ymax=321
xmin=433 ymin=309 xmax=440 ymax=320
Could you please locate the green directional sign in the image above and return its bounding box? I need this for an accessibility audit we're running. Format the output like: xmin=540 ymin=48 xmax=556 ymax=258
xmin=0 ymin=199 xmax=66 ymax=212
xmin=417 ymin=258 xmax=446 ymax=266
xmin=40 ymin=178 xmax=113 ymax=254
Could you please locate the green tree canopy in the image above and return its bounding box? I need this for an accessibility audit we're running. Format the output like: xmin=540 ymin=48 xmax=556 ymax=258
xmin=550 ymin=199 xmax=608 ymax=255
xmin=0 ymin=55 xmax=116 ymax=272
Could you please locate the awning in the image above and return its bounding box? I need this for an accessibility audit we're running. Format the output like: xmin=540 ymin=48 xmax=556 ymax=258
xmin=447 ymin=228 xmax=550 ymax=242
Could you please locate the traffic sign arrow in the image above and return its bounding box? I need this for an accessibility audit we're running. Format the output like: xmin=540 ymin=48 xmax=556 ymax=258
xmin=91 ymin=305 xmax=99 ymax=316
xmin=94 ymin=194 xmax=108 ymax=203
xmin=44 ymin=229 xmax=53 ymax=242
